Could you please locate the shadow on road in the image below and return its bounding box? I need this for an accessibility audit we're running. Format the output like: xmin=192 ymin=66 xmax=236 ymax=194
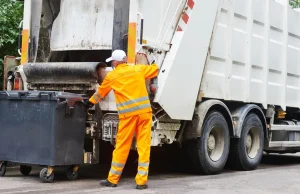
xmin=261 ymin=153 xmax=300 ymax=165
xmin=4 ymin=148 xmax=300 ymax=182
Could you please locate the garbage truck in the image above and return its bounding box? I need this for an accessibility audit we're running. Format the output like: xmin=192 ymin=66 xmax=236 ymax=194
xmin=4 ymin=0 xmax=300 ymax=175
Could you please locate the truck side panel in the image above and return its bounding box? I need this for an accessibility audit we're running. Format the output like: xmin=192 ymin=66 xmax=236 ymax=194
xmin=201 ymin=0 xmax=300 ymax=110
xmin=154 ymin=0 xmax=221 ymax=120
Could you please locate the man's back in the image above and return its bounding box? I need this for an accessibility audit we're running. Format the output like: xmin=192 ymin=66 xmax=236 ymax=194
xmin=103 ymin=63 xmax=158 ymax=118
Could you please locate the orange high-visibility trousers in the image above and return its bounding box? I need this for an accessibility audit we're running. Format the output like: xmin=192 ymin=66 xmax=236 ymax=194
xmin=108 ymin=112 xmax=152 ymax=185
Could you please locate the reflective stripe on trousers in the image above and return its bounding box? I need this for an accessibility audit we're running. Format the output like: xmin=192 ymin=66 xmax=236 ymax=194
xmin=108 ymin=161 xmax=125 ymax=181
xmin=118 ymin=104 xmax=151 ymax=114
xmin=136 ymin=162 xmax=150 ymax=183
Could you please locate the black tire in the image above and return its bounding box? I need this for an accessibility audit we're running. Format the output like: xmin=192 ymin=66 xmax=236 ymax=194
xmin=66 ymin=166 xmax=79 ymax=181
xmin=39 ymin=168 xmax=54 ymax=183
xmin=228 ymin=113 xmax=264 ymax=171
xmin=20 ymin=165 xmax=32 ymax=176
xmin=0 ymin=162 xmax=7 ymax=177
xmin=185 ymin=111 xmax=230 ymax=175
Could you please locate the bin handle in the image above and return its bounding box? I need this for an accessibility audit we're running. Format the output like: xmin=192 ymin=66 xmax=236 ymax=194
xmin=5 ymin=91 xmax=29 ymax=99
xmin=57 ymin=101 xmax=67 ymax=107
xmin=4 ymin=91 xmax=53 ymax=100
xmin=38 ymin=92 xmax=54 ymax=100
xmin=23 ymin=91 xmax=54 ymax=100
xmin=57 ymin=99 xmax=76 ymax=116
xmin=19 ymin=92 xmax=27 ymax=98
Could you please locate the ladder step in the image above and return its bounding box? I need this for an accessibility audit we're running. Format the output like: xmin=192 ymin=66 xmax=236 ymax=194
xmin=269 ymin=141 xmax=300 ymax=147
xmin=270 ymin=125 xmax=300 ymax=132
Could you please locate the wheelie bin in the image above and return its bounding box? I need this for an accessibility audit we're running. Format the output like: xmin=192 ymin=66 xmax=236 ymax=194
xmin=0 ymin=91 xmax=87 ymax=183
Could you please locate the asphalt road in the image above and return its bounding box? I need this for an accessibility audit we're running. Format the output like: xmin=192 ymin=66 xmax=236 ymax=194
xmin=1 ymin=152 xmax=300 ymax=194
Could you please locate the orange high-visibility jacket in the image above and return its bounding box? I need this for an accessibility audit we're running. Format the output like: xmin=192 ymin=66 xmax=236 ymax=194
xmin=89 ymin=63 xmax=159 ymax=118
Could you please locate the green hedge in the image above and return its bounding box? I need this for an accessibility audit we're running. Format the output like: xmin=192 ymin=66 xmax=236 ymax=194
xmin=0 ymin=0 xmax=23 ymax=90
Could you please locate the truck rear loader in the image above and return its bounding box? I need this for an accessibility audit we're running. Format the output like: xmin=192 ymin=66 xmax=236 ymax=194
xmin=3 ymin=0 xmax=300 ymax=175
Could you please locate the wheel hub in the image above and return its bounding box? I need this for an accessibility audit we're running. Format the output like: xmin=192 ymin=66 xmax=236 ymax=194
xmin=206 ymin=125 xmax=225 ymax=162
xmin=246 ymin=133 xmax=252 ymax=151
xmin=208 ymin=134 xmax=216 ymax=151
xmin=246 ymin=127 xmax=261 ymax=159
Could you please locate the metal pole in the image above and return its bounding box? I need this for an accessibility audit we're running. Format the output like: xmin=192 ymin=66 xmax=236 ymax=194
xmin=127 ymin=0 xmax=138 ymax=65
xmin=21 ymin=0 xmax=32 ymax=65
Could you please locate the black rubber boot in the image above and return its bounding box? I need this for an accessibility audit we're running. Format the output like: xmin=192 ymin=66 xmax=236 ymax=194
xmin=136 ymin=184 xmax=148 ymax=190
xmin=100 ymin=179 xmax=117 ymax=187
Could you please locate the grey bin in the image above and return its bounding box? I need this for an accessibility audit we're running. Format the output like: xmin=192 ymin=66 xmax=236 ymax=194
xmin=0 ymin=91 xmax=87 ymax=183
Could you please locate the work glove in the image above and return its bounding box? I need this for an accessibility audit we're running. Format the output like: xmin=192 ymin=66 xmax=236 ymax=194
xmin=82 ymin=99 xmax=95 ymax=109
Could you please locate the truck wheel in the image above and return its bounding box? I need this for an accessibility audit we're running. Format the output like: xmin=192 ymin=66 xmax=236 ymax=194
xmin=186 ymin=111 xmax=230 ymax=175
xmin=20 ymin=165 xmax=32 ymax=176
xmin=229 ymin=113 xmax=264 ymax=170
xmin=0 ymin=162 xmax=7 ymax=177
xmin=39 ymin=168 xmax=54 ymax=183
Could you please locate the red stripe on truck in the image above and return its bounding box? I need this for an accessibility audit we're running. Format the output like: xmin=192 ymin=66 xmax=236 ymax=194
xmin=188 ymin=0 xmax=195 ymax=9
xmin=182 ymin=12 xmax=189 ymax=24
xmin=177 ymin=26 xmax=183 ymax=31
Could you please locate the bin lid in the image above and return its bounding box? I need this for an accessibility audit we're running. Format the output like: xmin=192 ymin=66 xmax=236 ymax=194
xmin=0 ymin=91 xmax=88 ymax=101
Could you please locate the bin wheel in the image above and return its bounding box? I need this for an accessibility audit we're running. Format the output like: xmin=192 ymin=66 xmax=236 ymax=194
xmin=20 ymin=165 xmax=32 ymax=176
xmin=39 ymin=168 xmax=54 ymax=183
xmin=66 ymin=166 xmax=79 ymax=181
xmin=0 ymin=162 xmax=7 ymax=177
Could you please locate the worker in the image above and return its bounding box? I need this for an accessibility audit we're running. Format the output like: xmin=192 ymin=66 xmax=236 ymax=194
xmin=84 ymin=49 xmax=159 ymax=190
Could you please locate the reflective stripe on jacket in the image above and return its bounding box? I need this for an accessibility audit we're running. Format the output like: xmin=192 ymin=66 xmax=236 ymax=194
xmin=89 ymin=63 xmax=159 ymax=118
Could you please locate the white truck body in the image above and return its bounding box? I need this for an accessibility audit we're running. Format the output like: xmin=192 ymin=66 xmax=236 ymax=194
xmin=11 ymin=0 xmax=300 ymax=173
xmin=100 ymin=0 xmax=300 ymax=121
xmin=51 ymin=0 xmax=115 ymax=51
xmin=202 ymin=0 xmax=300 ymax=111
xmin=144 ymin=0 xmax=299 ymax=121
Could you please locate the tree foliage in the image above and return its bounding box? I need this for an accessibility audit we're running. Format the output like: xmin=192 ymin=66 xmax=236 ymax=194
xmin=290 ymin=0 xmax=300 ymax=8
xmin=0 ymin=0 xmax=23 ymax=90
